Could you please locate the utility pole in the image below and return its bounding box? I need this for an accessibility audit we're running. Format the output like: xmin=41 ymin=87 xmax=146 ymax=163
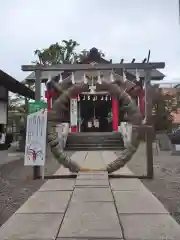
xmin=33 ymin=70 xmax=41 ymax=179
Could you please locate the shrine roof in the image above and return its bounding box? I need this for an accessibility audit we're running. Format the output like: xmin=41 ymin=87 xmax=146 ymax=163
xmin=127 ymin=69 xmax=165 ymax=80
xmin=0 ymin=69 xmax=35 ymax=99
xmin=79 ymin=48 xmax=165 ymax=80
xmin=24 ymin=47 xmax=165 ymax=83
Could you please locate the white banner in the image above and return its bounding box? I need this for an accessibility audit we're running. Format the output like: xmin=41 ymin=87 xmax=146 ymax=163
xmin=24 ymin=109 xmax=47 ymax=166
xmin=70 ymin=98 xmax=77 ymax=126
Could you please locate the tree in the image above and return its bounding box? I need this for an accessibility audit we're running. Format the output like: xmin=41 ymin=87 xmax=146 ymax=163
xmin=33 ymin=39 xmax=105 ymax=65
xmin=77 ymin=48 xmax=105 ymax=62
xmin=8 ymin=82 xmax=35 ymax=151
xmin=152 ymin=88 xmax=179 ymax=132
xmin=9 ymin=81 xmax=35 ymax=113
xmin=33 ymin=39 xmax=80 ymax=65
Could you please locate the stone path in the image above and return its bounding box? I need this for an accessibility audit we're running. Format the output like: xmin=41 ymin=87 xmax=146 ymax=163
xmin=0 ymin=151 xmax=24 ymax=166
xmin=0 ymin=151 xmax=180 ymax=239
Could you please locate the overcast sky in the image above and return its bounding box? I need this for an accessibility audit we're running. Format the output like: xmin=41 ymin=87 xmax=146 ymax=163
xmin=0 ymin=0 xmax=179 ymax=82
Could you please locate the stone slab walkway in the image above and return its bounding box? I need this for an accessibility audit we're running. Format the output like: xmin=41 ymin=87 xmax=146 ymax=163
xmin=0 ymin=151 xmax=180 ymax=239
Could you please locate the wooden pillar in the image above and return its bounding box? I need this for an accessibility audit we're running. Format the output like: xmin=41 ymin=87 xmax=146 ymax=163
xmin=70 ymin=96 xmax=78 ymax=132
xmin=139 ymin=89 xmax=145 ymax=117
xmin=112 ymin=96 xmax=118 ymax=131
xmin=144 ymin=70 xmax=154 ymax=179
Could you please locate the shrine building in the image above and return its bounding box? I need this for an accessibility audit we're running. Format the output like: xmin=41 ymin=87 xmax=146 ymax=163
xmin=25 ymin=48 xmax=165 ymax=133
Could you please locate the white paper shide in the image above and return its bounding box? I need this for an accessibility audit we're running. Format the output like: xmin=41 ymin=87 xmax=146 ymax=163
xmin=24 ymin=110 xmax=47 ymax=166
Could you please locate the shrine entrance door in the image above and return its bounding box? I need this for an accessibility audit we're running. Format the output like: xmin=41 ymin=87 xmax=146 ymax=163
xmin=79 ymin=93 xmax=112 ymax=132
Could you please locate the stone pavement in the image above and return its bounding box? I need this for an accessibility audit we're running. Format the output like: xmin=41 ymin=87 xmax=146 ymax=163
xmin=0 ymin=151 xmax=24 ymax=166
xmin=0 ymin=151 xmax=180 ymax=240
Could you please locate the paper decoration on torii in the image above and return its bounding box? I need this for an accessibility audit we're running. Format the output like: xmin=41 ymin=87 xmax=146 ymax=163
xmin=69 ymin=70 xmax=128 ymax=84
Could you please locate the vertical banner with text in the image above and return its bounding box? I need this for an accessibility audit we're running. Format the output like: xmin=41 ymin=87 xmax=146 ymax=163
xmin=24 ymin=109 xmax=47 ymax=166
xmin=70 ymin=98 xmax=77 ymax=127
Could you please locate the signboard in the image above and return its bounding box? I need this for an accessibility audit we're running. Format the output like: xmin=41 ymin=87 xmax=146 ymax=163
xmin=28 ymin=101 xmax=47 ymax=114
xmin=24 ymin=109 xmax=47 ymax=166
xmin=70 ymin=98 xmax=77 ymax=126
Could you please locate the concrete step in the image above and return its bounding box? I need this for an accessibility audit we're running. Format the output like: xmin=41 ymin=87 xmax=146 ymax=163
xmin=66 ymin=143 xmax=123 ymax=146
xmin=67 ymin=139 xmax=123 ymax=144
xmin=66 ymin=132 xmax=124 ymax=146
xmin=65 ymin=144 xmax=124 ymax=151
xmin=68 ymin=132 xmax=121 ymax=136
xmin=67 ymin=132 xmax=123 ymax=140
xmin=65 ymin=132 xmax=124 ymax=151
xmin=65 ymin=147 xmax=124 ymax=151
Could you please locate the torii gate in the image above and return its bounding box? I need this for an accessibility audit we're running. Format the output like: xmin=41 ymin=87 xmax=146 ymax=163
xmin=22 ymin=61 xmax=165 ymax=180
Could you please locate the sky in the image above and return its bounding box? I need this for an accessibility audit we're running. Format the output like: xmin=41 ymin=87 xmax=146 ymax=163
xmin=0 ymin=0 xmax=180 ymax=82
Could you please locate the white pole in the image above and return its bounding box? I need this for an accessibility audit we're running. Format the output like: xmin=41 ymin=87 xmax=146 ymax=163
xmin=41 ymin=166 xmax=45 ymax=180
xmin=78 ymin=100 xmax=81 ymax=132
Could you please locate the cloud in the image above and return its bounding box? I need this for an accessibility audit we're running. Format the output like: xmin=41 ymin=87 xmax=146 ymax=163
xmin=0 ymin=0 xmax=179 ymax=81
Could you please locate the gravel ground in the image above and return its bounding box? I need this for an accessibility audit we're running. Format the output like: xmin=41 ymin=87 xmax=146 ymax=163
xmin=116 ymin=143 xmax=180 ymax=224
xmin=0 ymin=151 xmax=74 ymax=227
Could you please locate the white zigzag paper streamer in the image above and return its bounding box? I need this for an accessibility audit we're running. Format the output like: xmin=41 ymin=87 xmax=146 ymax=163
xmin=59 ymin=73 xmax=63 ymax=83
xmin=136 ymin=69 xmax=140 ymax=82
xmin=71 ymin=72 xmax=75 ymax=84
xmin=110 ymin=70 xmax=115 ymax=82
xmin=83 ymin=73 xmax=88 ymax=84
xmin=97 ymin=71 xmax=102 ymax=84
xmin=123 ymin=70 xmax=127 ymax=82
